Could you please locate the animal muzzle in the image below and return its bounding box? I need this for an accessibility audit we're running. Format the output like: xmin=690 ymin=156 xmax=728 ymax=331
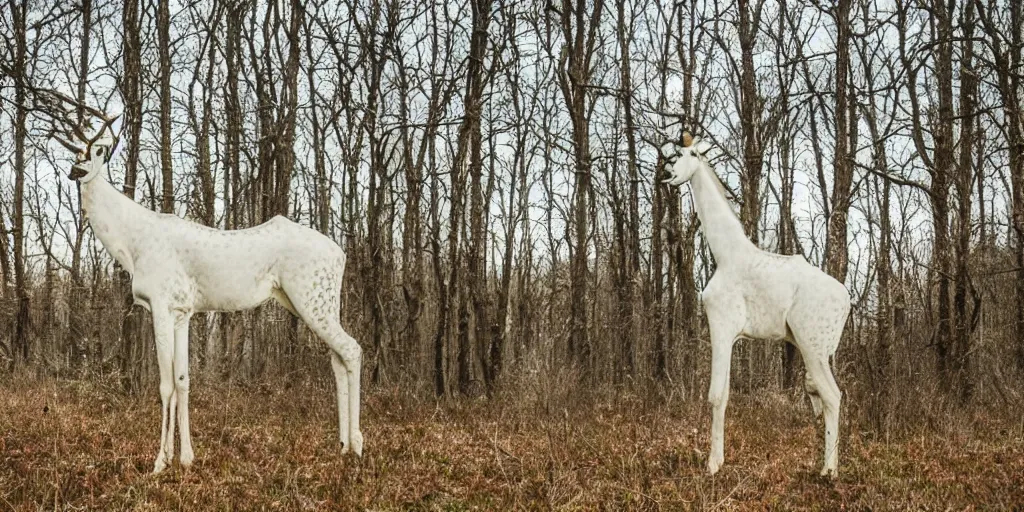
xmin=69 ymin=163 xmax=90 ymax=180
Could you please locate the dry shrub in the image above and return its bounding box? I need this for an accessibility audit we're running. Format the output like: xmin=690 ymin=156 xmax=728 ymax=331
xmin=2 ymin=375 xmax=1022 ymax=510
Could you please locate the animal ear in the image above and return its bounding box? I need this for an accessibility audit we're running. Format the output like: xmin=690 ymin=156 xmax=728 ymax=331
xmin=694 ymin=139 xmax=712 ymax=156
xmin=681 ymin=132 xmax=694 ymax=147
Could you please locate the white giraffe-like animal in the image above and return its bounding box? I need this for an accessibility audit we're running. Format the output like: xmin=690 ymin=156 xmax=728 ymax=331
xmin=660 ymin=133 xmax=850 ymax=477
xmin=65 ymin=122 xmax=363 ymax=473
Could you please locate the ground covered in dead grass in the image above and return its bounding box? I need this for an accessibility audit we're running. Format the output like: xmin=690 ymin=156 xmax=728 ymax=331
xmin=1 ymin=377 xmax=1022 ymax=510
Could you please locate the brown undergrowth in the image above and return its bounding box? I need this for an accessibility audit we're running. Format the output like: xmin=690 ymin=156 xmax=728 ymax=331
xmin=1 ymin=377 xmax=1022 ymax=511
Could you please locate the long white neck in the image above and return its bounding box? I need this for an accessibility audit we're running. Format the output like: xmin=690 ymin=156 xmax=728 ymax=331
xmin=688 ymin=163 xmax=759 ymax=267
xmin=81 ymin=173 xmax=155 ymax=273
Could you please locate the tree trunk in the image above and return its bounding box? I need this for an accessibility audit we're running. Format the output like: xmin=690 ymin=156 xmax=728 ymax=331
xmin=11 ymin=0 xmax=31 ymax=366
xmin=490 ymin=146 xmax=519 ymax=390
xmin=825 ymin=0 xmax=853 ymax=282
xmin=430 ymin=131 xmax=449 ymax=396
xmin=450 ymin=0 xmax=492 ymax=394
xmin=250 ymin=6 xmax=277 ymax=224
xmin=0 ymin=210 xmax=10 ymax=295
xmin=990 ymin=0 xmax=1024 ymax=374
xmin=196 ymin=22 xmax=217 ymax=228
xmin=951 ymin=0 xmax=978 ymax=403
xmin=158 ymin=0 xmax=174 ymax=214
xmin=304 ymin=11 xmax=328 ymax=235
xmin=874 ymin=149 xmax=893 ymax=429
xmin=69 ymin=0 xmax=94 ymax=370
xmin=929 ymin=0 xmax=955 ymax=393
xmin=899 ymin=0 xmax=954 ymax=393
xmin=118 ymin=0 xmax=145 ymax=392
xmin=859 ymin=0 xmax=894 ymax=424
xmin=615 ymin=0 xmax=640 ymax=382
xmin=273 ymin=0 xmax=304 ymax=218
xmin=555 ymin=0 xmax=604 ymax=380
xmin=737 ymin=0 xmax=764 ymax=246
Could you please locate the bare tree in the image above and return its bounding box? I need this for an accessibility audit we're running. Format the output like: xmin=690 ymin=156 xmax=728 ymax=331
xmin=824 ymin=0 xmax=854 ymax=282
xmin=185 ymin=2 xmax=221 ymax=227
xmin=68 ymin=0 xmax=95 ymax=369
xmin=735 ymin=0 xmax=768 ymax=245
xmin=951 ymin=0 xmax=980 ymax=402
xmin=897 ymin=0 xmax=955 ymax=392
xmin=275 ymin=0 xmax=304 ymax=218
xmin=975 ymin=0 xmax=1024 ymax=374
xmin=9 ymin=0 xmax=31 ymax=366
xmin=460 ymin=0 xmax=494 ymax=394
xmin=3 ymin=0 xmax=1024 ymax=420
xmin=550 ymin=0 xmax=606 ymax=379
xmin=608 ymin=0 xmax=640 ymax=381
xmin=855 ymin=0 xmax=899 ymax=427
xmin=158 ymin=0 xmax=174 ymax=214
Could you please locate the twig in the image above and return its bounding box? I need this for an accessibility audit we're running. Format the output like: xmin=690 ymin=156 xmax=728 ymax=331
xmin=710 ymin=475 xmax=750 ymax=511
xmin=855 ymin=161 xmax=933 ymax=198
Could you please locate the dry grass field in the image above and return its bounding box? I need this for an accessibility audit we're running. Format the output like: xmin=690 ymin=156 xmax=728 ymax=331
xmin=1 ymin=377 xmax=1023 ymax=511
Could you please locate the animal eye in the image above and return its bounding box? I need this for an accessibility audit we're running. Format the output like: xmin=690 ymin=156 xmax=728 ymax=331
xmin=96 ymin=147 xmax=104 ymax=156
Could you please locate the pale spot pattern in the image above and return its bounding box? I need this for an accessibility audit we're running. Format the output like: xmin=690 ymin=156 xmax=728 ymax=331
xmin=661 ymin=135 xmax=850 ymax=478
xmin=73 ymin=141 xmax=363 ymax=473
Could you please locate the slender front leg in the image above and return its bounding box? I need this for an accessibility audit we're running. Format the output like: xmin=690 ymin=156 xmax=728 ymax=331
xmin=706 ymin=332 xmax=736 ymax=476
xmin=174 ymin=312 xmax=194 ymax=468
xmin=152 ymin=307 xmax=176 ymax=474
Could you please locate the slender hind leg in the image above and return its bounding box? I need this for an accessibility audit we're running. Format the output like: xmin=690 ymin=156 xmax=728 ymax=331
xmin=280 ymin=277 xmax=363 ymax=457
xmin=789 ymin=299 xmax=847 ymax=478
xmin=341 ymin=328 xmax=362 ymax=455
xmin=805 ymin=371 xmax=823 ymax=418
xmin=306 ymin=321 xmax=362 ymax=455
xmin=323 ymin=324 xmax=362 ymax=455
xmin=804 ymin=354 xmax=841 ymax=477
xmin=794 ymin=339 xmax=842 ymax=477
xmin=330 ymin=352 xmax=350 ymax=452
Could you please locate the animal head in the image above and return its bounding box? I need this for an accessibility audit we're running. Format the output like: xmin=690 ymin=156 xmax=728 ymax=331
xmin=660 ymin=132 xmax=712 ymax=186
xmin=51 ymin=110 xmax=120 ymax=182
xmin=69 ymin=132 xmax=115 ymax=181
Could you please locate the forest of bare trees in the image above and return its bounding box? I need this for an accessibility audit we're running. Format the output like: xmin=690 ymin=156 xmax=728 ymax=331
xmin=1 ymin=0 xmax=1022 ymax=431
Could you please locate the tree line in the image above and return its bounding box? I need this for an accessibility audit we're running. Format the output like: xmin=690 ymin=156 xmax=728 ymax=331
xmin=0 ymin=0 xmax=1022 ymax=427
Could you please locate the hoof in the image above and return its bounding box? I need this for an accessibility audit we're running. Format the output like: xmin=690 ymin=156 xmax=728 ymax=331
xmin=707 ymin=455 xmax=722 ymax=476
xmin=153 ymin=457 xmax=168 ymax=474
xmin=820 ymin=466 xmax=838 ymax=479
xmin=180 ymin=450 xmax=194 ymax=469
xmin=350 ymin=430 xmax=364 ymax=457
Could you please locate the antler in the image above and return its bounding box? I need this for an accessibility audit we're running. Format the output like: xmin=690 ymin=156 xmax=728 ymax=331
xmin=682 ymin=132 xmax=694 ymax=147
xmin=50 ymin=126 xmax=85 ymax=154
xmin=29 ymin=87 xmax=121 ymax=158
